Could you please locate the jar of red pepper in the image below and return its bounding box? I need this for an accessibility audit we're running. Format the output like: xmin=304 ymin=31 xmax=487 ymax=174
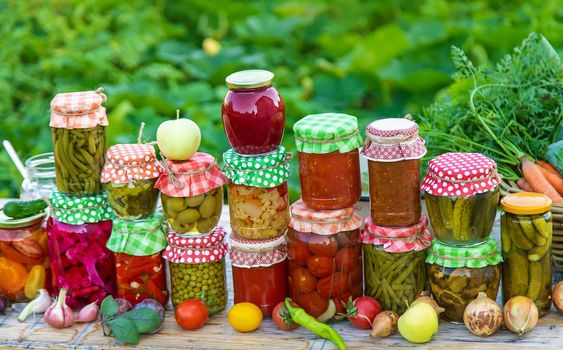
xmin=230 ymin=234 xmax=289 ymax=317
xmin=106 ymin=213 xmax=168 ymax=306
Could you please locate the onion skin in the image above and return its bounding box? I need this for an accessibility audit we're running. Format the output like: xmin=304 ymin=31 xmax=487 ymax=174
xmin=370 ymin=311 xmax=398 ymax=338
xmin=553 ymin=281 xmax=563 ymax=314
xmin=463 ymin=292 xmax=502 ymax=337
xmin=503 ymin=296 xmax=538 ymax=336
xmin=412 ymin=295 xmax=445 ymax=315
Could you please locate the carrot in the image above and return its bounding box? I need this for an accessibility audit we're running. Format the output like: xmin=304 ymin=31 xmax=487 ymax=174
xmin=536 ymin=160 xmax=560 ymax=176
xmin=520 ymin=157 xmax=563 ymax=204
xmin=537 ymin=164 xmax=563 ymax=195
xmin=516 ymin=178 xmax=534 ymax=192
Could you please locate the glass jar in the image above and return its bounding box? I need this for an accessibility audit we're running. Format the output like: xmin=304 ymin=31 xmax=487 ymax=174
xmin=50 ymin=89 xmax=108 ymax=196
xmin=361 ymin=117 xmax=426 ymax=226
xmin=20 ymin=152 xmax=57 ymax=201
xmin=222 ymin=69 xmax=285 ymax=155
xmin=287 ymin=199 xmax=363 ymax=320
xmin=421 ymin=152 xmax=501 ymax=246
xmin=106 ymin=214 xmax=168 ymax=306
xmin=223 ymin=147 xmax=290 ymax=240
xmin=102 ymin=144 xmax=163 ymax=220
xmin=500 ymin=192 xmax=553 ymax=316
xmin=156 ymin=153 xmax=226 ymax=235
xmin=426 ymin=237 xmax=502 ymax=323
xmin=362 ymin=215 xmax=431 ymax=314
xmin=46 ymin=191 xmax=116 ymax=309
xmin=0 ymin=211 xmax=48 ymax=301
xmin=163 ymin=226 xmax=228 ymax=313
xmin=230 ymin=234 xmax=288 ymax=317
xmin=293 ymin=113 xmax=363 ymax=210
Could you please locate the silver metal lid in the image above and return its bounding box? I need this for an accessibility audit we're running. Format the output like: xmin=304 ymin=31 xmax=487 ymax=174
xmin=225 ymin=69 xmax=274 ymax=89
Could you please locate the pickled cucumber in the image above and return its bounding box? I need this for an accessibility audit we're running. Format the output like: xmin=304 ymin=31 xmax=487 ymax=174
xmin=162 ymin=187 xmax=223 ymax=234
xmin=104 ymin=178 xmax=159 ymax=219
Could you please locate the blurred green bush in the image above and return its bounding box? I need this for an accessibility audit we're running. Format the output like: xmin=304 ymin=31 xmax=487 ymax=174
xmin=0 ymin=0 xmax=561 ymax=199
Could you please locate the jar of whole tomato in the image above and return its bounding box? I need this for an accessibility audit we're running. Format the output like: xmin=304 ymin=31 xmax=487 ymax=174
xmin=293 ymin=113 xmax=363 ymax=210
xmin=362 ymin=214 xmax=431 ymax=315
xmin=230 ymin=234 xmax=288 ymax=317
xmin=223 ymin=146 xmax=290 ymax=240
xmin=287 ymin=199 xmax=363 ymax=321
xmin=222 ymin=69 xmax=285 ymax=155
xmin=361 ymin=116 xmax=426 ymax=226
xmin=106 ymin=213 xmax=168 ymax=307
xmin=0 ymin=210 xmax=49 ymax=301
xmin=46 ymin=191 xmax=116 ymax=309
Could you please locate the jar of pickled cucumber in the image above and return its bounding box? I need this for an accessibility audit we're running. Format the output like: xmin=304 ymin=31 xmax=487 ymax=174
xmin=163 ymin=226 xmax=228 ymax=313
xmin=362 ymin=214 xmax=431 ymax=314
xmin=50 ymin=89 xmax=108 ymax=196
xmin=421 ymin=152 xmax=501 ymax=246
xmin=500 ymin=192 xmax=552 ymax=316
xmin=155 ymin=153 xmax=226 ymax=235
xmin=223 ymin=146 xmax=290 ymax=240
xmin=106 ymin=213 xmax=168 ymax=306
xmin=426 ymin=237 xmax=502 ymax=323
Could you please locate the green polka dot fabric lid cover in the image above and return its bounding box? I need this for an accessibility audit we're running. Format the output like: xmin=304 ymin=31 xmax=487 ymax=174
xmin=223 ymin=146 xmax=290 ymax=188
xmin=293 ymin=113 xmax=363 ymax=154
xmin=49 ymin=191 xmax=115 ymax=225
xmin=106 ymin=212 xmax=166 ymax=256
xmin=426 ymin=236 xmax=502 ymax=268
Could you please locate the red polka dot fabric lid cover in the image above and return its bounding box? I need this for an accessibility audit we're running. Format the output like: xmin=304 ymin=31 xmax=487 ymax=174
xmin=154 ymin=152 xmax=226 ymax=197
xmin=420 ymin=152 xmax=500 ymax=197
xmin=230 ymin=233 xmax=287 ymax=268
xmin=362 ymin=214 xmax=432 ymax=253
xmin=289 ymin=199 xmax=362 ymax=235
xmin=101 ymin=144 xmax=163 ymax=184
xmin=163 ymin=226 xmax=228 ymax=264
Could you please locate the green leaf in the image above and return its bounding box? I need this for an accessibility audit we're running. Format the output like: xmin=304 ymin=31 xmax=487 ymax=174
xmin=100 ymin=296 xmax=119 ymax=319
xmin=121 ymin=307 xmax=162 ymax=334
xmin=107 ymin=317 xmax=140 ymax=345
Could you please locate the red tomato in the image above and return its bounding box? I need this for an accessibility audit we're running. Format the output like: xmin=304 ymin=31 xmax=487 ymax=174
xmin=175 ymin=299 xmax=209 ymax=330
xmin=307 ymin=256 xmax=335 ymax=277
xmin=287 ymin=239 xmax=311 ymax=266
xmin=288 ymin=261 xmax=300 ymax=273
xmin=308 ymin=235 xmax=338 ymax=257
xmin=335 ymin=246 xmax=359 ymax=272
xmin=316 ymin=272 xmax=350 ymax=298
xmin=332 ymin=296 xmax=347 ymax=314
xmin=348 ymin=266 xmax=363 ymax=285
xmin=272 ymin=301 xmax=298 ymax=331
xmin=345 ymin=296 xmax=381 ymax=330
xmin=335 ymin=230 xmax=360 ymax=247
xmin=297 ymin=292 xmax=328 ymax=318
xmin=289 ymin=267 xmax=317 ymax=294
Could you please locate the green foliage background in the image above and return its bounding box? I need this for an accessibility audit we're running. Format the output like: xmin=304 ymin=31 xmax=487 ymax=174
xmin=0 ymin=0 xmax=561 ymax=198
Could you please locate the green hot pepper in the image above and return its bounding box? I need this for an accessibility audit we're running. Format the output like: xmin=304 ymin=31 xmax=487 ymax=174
xmin=284 ymin=298 xmax=346 ymax=350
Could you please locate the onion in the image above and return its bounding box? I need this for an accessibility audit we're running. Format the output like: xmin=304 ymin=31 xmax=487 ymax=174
xmin=463 ymin=292 xmax=502 ymax=336
xmin=412 ymin=295 xmax=445 ymax=315
xmin=369 ymin=310 xmax=398 ymax=338
xmin=553 ymin=281 xmax=563 ymax=314
xmin=134 ymin=299 xmax=165 ymax=334
xmin=503 ymin=296 xmax=538 ymax=335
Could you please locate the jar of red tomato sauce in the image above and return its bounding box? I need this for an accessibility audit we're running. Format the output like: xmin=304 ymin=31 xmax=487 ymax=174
xmin=361 ymin=116 xmax=426 ymax=227
xmin=287 ymin=199 xmax=363 ymax=321
xmin=106 ymin=213 xmax=168 ymax=306
xmin=230 ymin=234 xmax=288 ymax=317
xmin=293 ymin=113 xmax=363 ymax=210
xmin=222 ymin=69 xmax=285 ymax=155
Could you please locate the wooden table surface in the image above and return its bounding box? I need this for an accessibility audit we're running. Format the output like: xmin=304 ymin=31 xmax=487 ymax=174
xmin=0 ymin=200 xmax=562 ymax=350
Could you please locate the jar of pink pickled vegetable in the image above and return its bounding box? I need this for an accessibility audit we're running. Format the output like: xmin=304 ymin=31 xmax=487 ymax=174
xmin=46 ymin=191 xmax=116 ymax=309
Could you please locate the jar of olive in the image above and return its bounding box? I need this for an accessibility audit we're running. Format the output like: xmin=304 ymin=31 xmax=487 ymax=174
xmin=155 ymin=153 xmax=226 ymax=235
xmin=426 ymin=237 xmax=502 ymax=323
xmin=501 ymin=192 xmax=552 ymax=316
xmin=163 ymin=226 xmax=228 ymax=313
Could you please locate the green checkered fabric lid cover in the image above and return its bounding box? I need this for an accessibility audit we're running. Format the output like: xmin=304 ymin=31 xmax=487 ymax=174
xmin=426 ymin=237 xmax=502 ymax=268
xmin=106 ymin=212 xmax=166 ymax=256
xmin=49 ymin=191 xmax=115 ymax=225
xmin=293 ymin=113 xmax=363 ymax=154
xmin=223 ymin=146 xmax=290 ymax=188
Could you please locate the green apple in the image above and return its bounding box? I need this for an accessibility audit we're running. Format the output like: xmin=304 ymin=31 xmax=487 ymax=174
xmin=157 ymin=117 xmax=201 ymax=161
xmin=398 ymin=302 xmax=439 ymax=344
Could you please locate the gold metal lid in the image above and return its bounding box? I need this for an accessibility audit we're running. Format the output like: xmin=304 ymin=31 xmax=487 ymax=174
xmin=225 ymin=69 xmax=274 ymax=89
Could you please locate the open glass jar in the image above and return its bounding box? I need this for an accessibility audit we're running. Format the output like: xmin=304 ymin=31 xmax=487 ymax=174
xmin=20 ymin=152 xmax=57 ymax=201
xmin=293 ymin=113 xmax=363 ymax=210
xmin=421 ymin=152 xmax=501 ymax=246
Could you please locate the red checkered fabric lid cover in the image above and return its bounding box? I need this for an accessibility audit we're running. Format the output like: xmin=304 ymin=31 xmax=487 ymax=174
xmin=162 ymin=226 xmax=228 ymax=264
xmin=154 ymin=152 xmax=226 ymax=197
xmin=289 ymin=199 xmax=362 ymax=235
xmin=362 ymin=214 xmax=431 ymax=252
xmin=361 ymin=116 xmax=426 ymax=162
xmin=230 ymin=233 xmax=287 ymax=268
xmin=50 ymin=89 xmax=109 ymax=129
xmin=421 ymin=152 xmax=500 ymax=197
xmin=101 ymin=144 xmax=163 ymax=184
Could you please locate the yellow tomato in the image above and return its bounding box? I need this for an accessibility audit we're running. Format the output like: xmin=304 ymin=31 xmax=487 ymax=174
xmin=228 ymin=302 xmax=263 ymax=332
xmin=24 ymin=265 xmax=46 ymax=299
xmin=0 ymin=257 xmax=28 ymax=294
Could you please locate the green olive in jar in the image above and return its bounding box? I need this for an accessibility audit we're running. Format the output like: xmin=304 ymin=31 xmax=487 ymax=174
xmin=162 ymin=187 xmax=223 ymax=234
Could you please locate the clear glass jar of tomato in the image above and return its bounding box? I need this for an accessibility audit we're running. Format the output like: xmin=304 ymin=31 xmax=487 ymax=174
xmin=222 ymin=69 xmax=285 ymax=154
xmin=287 ymin=199 xmax=363 ymax=321
xmin=293 ymin=113 xmax=363 ymax=210
xmin=230 ymin=234 xmax=288 ymax=317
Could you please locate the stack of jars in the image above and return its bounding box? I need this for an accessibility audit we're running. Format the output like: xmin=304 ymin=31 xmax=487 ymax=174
xmin=361 ymin=117 xmax=431 ymax=315
xmin=421 ymin=152 xmax=503 ymax=322
xmin=288 ymin=113 xmax=364 ymax=321
xmin=221 ymin=69 xmax=290 ymax=317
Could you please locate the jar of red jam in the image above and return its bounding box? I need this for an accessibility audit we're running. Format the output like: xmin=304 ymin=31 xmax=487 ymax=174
xmin=287 ymin=199 xmax=363 ymax=321
xmin=230 ymin=234 xmax=288 ymax=317
xmin=293 ymin=113 xmax=363 ymax=210
xmin=222 ymin=69 xmax=285 ymax=154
